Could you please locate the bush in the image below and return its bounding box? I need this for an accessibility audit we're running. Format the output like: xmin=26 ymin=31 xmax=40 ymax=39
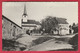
xmin=2 ymin=39 xmax=26 ymax=51
xmin=69 ymin=34 xmax=78 ymax=51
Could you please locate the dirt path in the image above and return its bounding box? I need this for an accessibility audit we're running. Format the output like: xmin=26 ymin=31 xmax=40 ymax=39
xmin=24 ymin=38 xmax=73 ymax=51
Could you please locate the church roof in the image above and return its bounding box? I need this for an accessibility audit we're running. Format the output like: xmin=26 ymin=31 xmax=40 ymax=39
xmin=22 ymin=19 xmax=41 ymax=25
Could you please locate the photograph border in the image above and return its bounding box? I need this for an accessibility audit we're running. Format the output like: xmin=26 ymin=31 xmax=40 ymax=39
xmin=0 ymin=0 xmax=79 ymax=53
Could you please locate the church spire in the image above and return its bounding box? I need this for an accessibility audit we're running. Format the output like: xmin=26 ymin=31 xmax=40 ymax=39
xmin=23 ymin=3 xmax=27 ymax=17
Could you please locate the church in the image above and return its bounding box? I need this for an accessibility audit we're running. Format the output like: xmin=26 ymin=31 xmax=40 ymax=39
xmin=21 ymin=3 xmax=41 ymax=34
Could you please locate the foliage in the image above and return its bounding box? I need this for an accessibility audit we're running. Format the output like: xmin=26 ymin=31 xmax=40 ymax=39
xmin=69 ymin=34 xmax=78 ymax=50
xmin=41 ymin=16 xmax=58 ymax=33
xmin=72 ymin=23 xmax=78 ymax=33
xmin=2 ymin=39 xmax=26 ymax=51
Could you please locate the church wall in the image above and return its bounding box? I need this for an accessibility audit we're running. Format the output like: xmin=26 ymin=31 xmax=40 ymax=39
xmin=2 ymin=15 xmax=22 ymax=40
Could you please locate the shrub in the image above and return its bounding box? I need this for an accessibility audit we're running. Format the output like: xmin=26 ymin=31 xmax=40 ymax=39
xmin=69 ymin=34 xmax=78 ymax=51
xmin=2 ymin=39 xmax=26 ymax=51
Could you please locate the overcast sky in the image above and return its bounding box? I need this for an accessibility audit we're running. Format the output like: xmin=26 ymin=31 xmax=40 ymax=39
xmin=2 ymin=2 xmax=78 ymax=26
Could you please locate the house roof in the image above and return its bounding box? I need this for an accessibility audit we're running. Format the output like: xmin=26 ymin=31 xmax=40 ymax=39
xmin=56 ymin=18 xmax=68 ymax=24
xmin=22 ymin=19 xmax=41 ymax=25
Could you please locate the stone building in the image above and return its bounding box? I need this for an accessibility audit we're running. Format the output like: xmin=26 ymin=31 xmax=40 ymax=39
xmin=2 ymin=15 xmax=23 ymax=40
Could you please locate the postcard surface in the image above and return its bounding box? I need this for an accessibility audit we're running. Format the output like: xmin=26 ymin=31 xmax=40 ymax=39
xmin=0 ymin=0 xmax=79 ymax=53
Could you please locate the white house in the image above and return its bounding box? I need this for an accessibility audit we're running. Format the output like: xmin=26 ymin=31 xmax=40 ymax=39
xmin=52 ymin=18 xmax=69 ymax=35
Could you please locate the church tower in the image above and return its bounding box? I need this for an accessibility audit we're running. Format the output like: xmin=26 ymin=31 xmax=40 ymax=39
xmin=21 ymin=3 xmax=28 ymax=34
xmin=21 ymin=3 xmax=28 ymax=24
xmin=21 ymin=3 xmax=28 ymax=27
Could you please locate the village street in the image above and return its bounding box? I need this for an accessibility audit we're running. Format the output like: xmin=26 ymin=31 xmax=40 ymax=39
xmin=26 ymin=38 xmax=73 ymax=51
xmin=16 ymin=34 xmax=76 ymax=51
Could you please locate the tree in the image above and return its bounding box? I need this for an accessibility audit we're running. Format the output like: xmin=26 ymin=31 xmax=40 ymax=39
xmin=41 ymin=16 xmax=58 ymax=33
xmin=69 ymin=25 xmax=72 ymax=28
xmin=72 ymin=23 xmax=78 ymax=33
xmin=72 ymin=23 xmax=76 ymax=26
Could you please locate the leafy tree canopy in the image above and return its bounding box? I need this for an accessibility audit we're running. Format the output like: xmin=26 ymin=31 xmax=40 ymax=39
xmin=41 ymin=16 xmax=58 ymax=33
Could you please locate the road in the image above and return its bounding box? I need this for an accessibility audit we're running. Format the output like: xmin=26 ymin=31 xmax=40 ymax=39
xmin=24 ymin=38 xmax=73 ymax=51
xmin=24 ymin=34 xmax=76 ymax=51
xmin=16 ymin=34 xmax=76 ymax=51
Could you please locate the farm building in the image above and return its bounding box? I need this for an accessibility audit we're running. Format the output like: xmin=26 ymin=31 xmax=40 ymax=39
xmin=2 ymin=15 xmax=23 ymax=40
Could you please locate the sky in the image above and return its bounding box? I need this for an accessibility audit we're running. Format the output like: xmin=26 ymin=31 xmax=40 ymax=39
xmin=2 ymin=2 xmax=78 ymax=26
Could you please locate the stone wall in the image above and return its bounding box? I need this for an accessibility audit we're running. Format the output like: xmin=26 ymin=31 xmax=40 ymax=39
xmin=2 ymin=15 xmax=22 ymax=40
